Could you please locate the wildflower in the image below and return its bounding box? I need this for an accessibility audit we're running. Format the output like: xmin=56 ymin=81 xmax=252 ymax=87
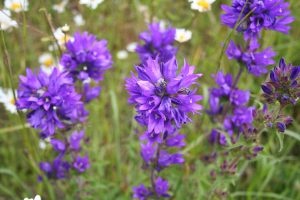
xmin=61 ymin=24 xmax=70 ymax=33
xmin=5 ymin=0 xmax=28 ymax=12
xmin=53 ymin=0 xmax=68 ymax=13
xmin=79 ymin=0 xmax=104 ymax=9
xmin=127 ymin=42 xmax=138 ymax=52
xmin=73 ymin=13 xmax=85 ymax=26
xmin=154 ymin=177 xmax=170 ymax=198
xmin=136 ymin=23 xmax=177 ymax=63
xmin=16 ymin=68 xmax=87 ymax=137
xmin=39 ymin=53 xmax=56 ymax=75
xmin=53 ymin=26 xmax=73 ymax=47
xmin=0 ymin=9 xmax=18 ymax=31
xmin=221 ymin=0 xmax=294 ymax=41
xmin=133 ymin=184 xmax=151 ymax=200
xmin=117 ymin=50 xmax=128 ymax=60
xmin=40 ymin=156 xmax=71 ymax=179
xmin=73 ymin=155 xmax=90 ymax=172
xmin=175 ymin=28 xmax=192 ymax=43
xmin=190 ymin=0 xmax=216 ymax=12
xmin=61 ymin=32 xmax=112 ymax=81
xmin=24 ymin=195 xmax=41 ymax=200
xmin=262 ymin=58 xmax=300 ymax=105
xmin=126 ymin=57 xmax=202 ymax=135
xmin=226 ymin=40 xmax=276 ymax=76
xmin=0 ymin=88 xmax=17 ymax=114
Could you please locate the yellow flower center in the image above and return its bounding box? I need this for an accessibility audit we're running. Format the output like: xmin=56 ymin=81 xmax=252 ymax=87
xmin=197 ymin=0 xmax=210 ymax=10
xmin=44 ymin=58 xmax=54 ymax=67
xmin=11 ymin=3 xmax=22 ymax=11
xmin=179 ymin=34 xmax=186 ymax=41
xmin=10 ymin=98 xmax=15 ymax=105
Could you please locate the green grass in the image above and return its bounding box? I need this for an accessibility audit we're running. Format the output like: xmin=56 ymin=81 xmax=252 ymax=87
xmin=0 ymin=0 xmax=300 ymax=199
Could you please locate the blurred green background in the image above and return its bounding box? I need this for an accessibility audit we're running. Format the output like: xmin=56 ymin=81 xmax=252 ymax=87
xmin=0 ymin=0 xmax=300 ymax=199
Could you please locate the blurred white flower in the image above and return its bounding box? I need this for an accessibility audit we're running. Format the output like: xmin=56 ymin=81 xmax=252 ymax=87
xmin=53 ymin=0 xmax=69 ymax=13
xmin=39 ymin=53 xmax=56 ymax=75
xmin=39 ymin=140 xmax=47 ymax=150
xmin=54 ymin=26 xmax=73 ymax=47
xmin=117 ymin=50 xmax=128 ymax=60
xmin=126 ymin=42 xmax=137 ymax=52
xmin=0 ymin=9 xmax=18 ymax=31
xmin=79 ymin=0 xmax=104 ymax=9
xmin=5 ymin=0 xmax=28 ymax=12
xmin=61 ymin=24 xmax=70 ymax=32
xmin=73 ymin=14 xmax=85 ymax=26
xmin=24 ymin=195 xmax=41 ymax=200
xmin=0 ymin=88 xmax=17 ymax=114
xmin=190 ymin=0 xmax=216 ymax=12
xmin=175 ymin=28 xmax=192 ymax=43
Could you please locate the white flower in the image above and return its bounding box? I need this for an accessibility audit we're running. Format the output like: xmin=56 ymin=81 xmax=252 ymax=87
xmin=0 ymin=9 xmax=18 ymax=31
xmin=116 ymin=50 xmax=128 ymax=60
xmin=0 ymin=88 xmax=17 ymax=114
xmin=73 ymin=14 xmax=85 ymax=26
xmin=175 ymin=28 xmax=192 ymax=43
xmin=53 ymin=0 xmax=68 ymax=13
xmin=24 ymin=195 xmax=41 ymax=200
xmin=61 ymin=24 xmax=70 ymax=32
xmin=190 ymin=0 xmax=216 ymax=12
xmin=39 ymin=140 xmax=47 ymax=150
xmin=39 ymin=53 xmax=56 ymax=75
xmin=53 ymin=26 xmax=73 ymax=47
xmin=79 ymin=0 xmax=104 ymax=9
xmin=5 ymin=0 xmax=29 ymax=12
xmin=126 ymin=42 xmax=138 ymax=52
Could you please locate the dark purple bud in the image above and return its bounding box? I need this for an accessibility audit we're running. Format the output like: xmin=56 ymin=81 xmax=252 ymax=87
xmin=266 ymin=122 xmax=273 ymax=128
xmin=284 ymin=116 xmax=293 ymax=125
xmin=261 ymin=84 xmax=273 ymax=95
xmin=39 ymin=162 xmax=52 ymax=173
xmin=276 ymin=122 xmax=286 ymax=133
xmin=279 ymin=58 xmax=286 ymax=69
xmin=270 ymin=71 xmax=278 ymax=82
xmin=253 ymin=146 xmax=264 ymax=153
xmin=290 ymin=67 xmax=300 ymax=80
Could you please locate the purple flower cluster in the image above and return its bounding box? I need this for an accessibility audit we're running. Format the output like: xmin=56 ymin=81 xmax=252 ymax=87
xmin=208 ymin=71 xmax=254 ymax=145
xmin=136 ymin=23 xmax=177 ymax=63
xmin=126 ymin=57 xmax=202 ymax=199
xmin=221 ymin=0 xmax=294 ymax=41
xmin=221 ymin=0 xmax=293 ymax=76
xmin=226 ymin=40 xmax=276 ymax=76
xmin=17 ymin=31 xmax=112 ymax=179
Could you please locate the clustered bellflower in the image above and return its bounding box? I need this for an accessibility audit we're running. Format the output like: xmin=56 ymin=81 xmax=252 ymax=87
xmin=126 ymin=56 xmax=202 ymax=199
xmin=17 ymin=31 xmax=112 ymax=179
xmin=260 ymin=58 xmax=300 ymax=132
xmin=136 ymin=23 xmax=177 ymax=63
xmin=221 ymin=0 xmax=293 ymax=76
xmin=208 ymin=71 xmax=254 ymax=145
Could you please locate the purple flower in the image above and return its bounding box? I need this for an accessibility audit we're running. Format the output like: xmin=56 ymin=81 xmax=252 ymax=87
xmin=209 ymin=129 xmax=227 ymax=146
xmin=16 ymin=68 xmax=87 ymax=137
xmin=140 ymin=142 xmax=157 ymax=164
xmin=126 ymin=57 xmax=202 ymax=135
xmin=50 ymin=139 xmax=66 ymax=152
xmin=165 ymin=133 xmax=186 ymax=147
xmin=69 ymin=130 xmax=85 ymax=151
xmin=136 ymin=23 xmax=177 ymax=63
xmin=83 ymin=83 xmax=101 ymax=103
xmin=226 ymin=40 xmax=276 ymax=76
xmin=221 ymin=0 xmax=294 ymax=40
xmin=133 ymin=184 xmax=151 ymax=200
xmin=40 ymin=156 xmax=70 ymax=179
xmin=61 ymin=32 xmax=112 ymax=81
xmin=262 ymin=58 xmax=300 ymax=105
xmin=155 ymin=177 xmax=170 ymax=198
xmin=73 ymin=155 xmax=90 ymax=173
xmin=158 ymin=150 xmax=184 ymax=168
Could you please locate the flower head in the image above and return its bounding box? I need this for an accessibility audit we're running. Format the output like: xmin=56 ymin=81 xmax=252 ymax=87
xmin=16 ymin=68 xmax=87 ymax=137
xmin=73 ymin=13 xmax=85 ymax=26
xmin=5 ymin=0 xmax=28 ymax=12
xmin=190 ymin=0 xmax=216 ymax=12
xmin=79 ymin=0 xmax=104 ymax=9
xmin=61 ymin=32 xmax=112 ymax=81
xmin=136 ymin=23 xmax=177 ymax=63
xmin=0 ymin=88 xmax=17 ymax=114
xmin=262 ymin=58 xmax=300 ymax=105
xmin=39 ymin=53 xmax=56 ymax=75
xmin=73 ymin=155 xmax=90 ymax=173
xmin=221 ymin=0 xmax=294 ymax=40
xmin=175 ymin=28 xmax=192 ymax=43
xmin=0 ymin=9 xmax=18 ymax=31
xmin=132 ymin=184 xmax=151 ymax=200
xmin=24 ymin=195 xmax=41 ymax=200
xmin=126 ymin=57 xmax=202 ymax=135
xmin=53 ymin=0 xmax=68 ymax=13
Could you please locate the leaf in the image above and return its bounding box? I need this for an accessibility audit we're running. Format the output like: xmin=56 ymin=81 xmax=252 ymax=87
xmin=276 ymin=131 xmax=284 ymax=152
xmin=285 ymin=130 xmax=300 ymax=142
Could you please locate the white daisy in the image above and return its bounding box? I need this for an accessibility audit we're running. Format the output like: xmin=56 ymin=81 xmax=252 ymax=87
xmin=175 ymin=28 xmax=192 ymax=43
xmin=0 ymin=9 xmax=18 ymax=31
xmin=39 ymin=53 xmax=55 ymax=75
xmin=73 ymin=13 xmax=85 ymax=26
xmin=116 ymin=50 xmax=128 ymax=60
xmin=53 ymin=0 xmax=69 ymax=13
xmin=39 ymin=140 xmax=47 ymax=150
xmin=24 ymin=195 xmax=41 ymax=200
xmin=4 ymin=0 xmax=29 ymax=12
xmin=190 ymin=0 xmax=216 ymax=12
xmin=0 ymin=88 xmax=17 ymax=114
xmin=126 ymin=42 xmax=138 ymax=52
xmin=53 ymin=26 xmax=73 ymax=47
xmin=79 ymin=0 xmax=104 ymax=9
